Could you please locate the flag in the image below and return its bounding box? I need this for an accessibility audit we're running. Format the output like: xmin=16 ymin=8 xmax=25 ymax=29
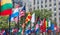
xmin=54 ymin=25 xmax=57 ymax=31
xmin=35 ymin=24 xmax=39 ymax=33
xmin=31 ymin=13 xmax=35 ymax=23
xmin=14 ymin=17 xmax=18 ymax=24
xmin=48 ymin=20 xmax=51 ymax=27
xmin=20 ymin=6 xmax=26 ymax=17
xmin=40 ymin=18 xmax=46 ymax=32
xmin=50 ymin=23 xmax=54 ymax=32
xmin=40 ymin=20 xmax=43 ymax=26
xmin=46 ymin=19 xmax=52 ymax=32
xmin=43 ymin=18 xmax=46 ymax=32
xmin=9 ymin=8 xmax=19 ymax=21
xmin=31 ymin=13 xmax=35 ymax=32
xmin=1 ymin=29 xmax=6 ymax=35
xmin=0 ymin=0 xmax=13 ymax=16
xmin=25 ymin=12 xmax=31 ymax=24
xmin=18 ymin=27 xmax=22 ymax=35
xmin=25 ymin=27 xmax=31 ymax=34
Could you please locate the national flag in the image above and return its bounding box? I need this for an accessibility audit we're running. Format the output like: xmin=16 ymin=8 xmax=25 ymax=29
xmin=18 ymin=27 xmax=22 ymax=35
xmin=43 ymin=18 xmax=46 ymax=32
xmin=25 ymin=12 xmax=31 ymax=24
xmin=40 ymin=18 xmax=46 ymax=32
xmin=35 ymin=24 xmax=39 ymax=33
xmin=19 ymin=6 xmax=26 ymax=17
xmin=31 ymin=13 xmax=35 ymax=32
xmin=40 ymin=20 xmax=43 ymax=26
xmin=25 ymin=27 xmax=31 ymax=34
xmin=9 ymin=8 xmax=19 ymax=21
xmin=31 ymin=13 xmax=35 ymax=23
xmin=14 ymin=17 xmax=18 ymax=24
xmin=48 ymin=20 xmax=51 ymax=27
xmin=46 ymin=23 xmax=54 ymax=32
xmin=54 ymin=25 xmax=57 ymax=31
xmin=50 ymin=23 xmax=54 ymax=32
xmin=1 ymin=29 xmax=6 ymax=35
xmin=0 ymin=0 xmax=13 ymax=16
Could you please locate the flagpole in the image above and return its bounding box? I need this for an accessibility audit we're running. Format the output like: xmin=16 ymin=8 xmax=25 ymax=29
xmin=18 ymin=7 xmax=20 ymax=30
xmin=9 ymin=15 xmax=11 ymax=35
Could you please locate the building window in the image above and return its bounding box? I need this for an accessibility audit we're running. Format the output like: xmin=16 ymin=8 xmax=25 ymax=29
xmin=49 ymin=4 xmax=52 ymax=7
xmin=54 ymin=18 xmax=56 ymax=22
xmin=54 ymin=3 xmax=56 ymax=6
xmin=37 ymin=6 xmax=39 ymax=9
xmin=54 ymin=0 xmax=56 ymax=1
xmin=59 ymin=2 xmax=60 ymax=5
xmin=34 ymin=0 xmax=35 ymax=5
xmin=59 ymin=12 xmax=60 ymax=15
xmin=45 ymin=5 xmax=47 ymax=7
xmin=54 ymin=13 xmax=56 ymax=16
xmin=41 ymin=5 xmax=43 ymax=8
xmin=41 ymin=0 xmax=43 ymax=4
xmin=45 ymin=0 xmax=47 ymax=3
xmin=34 ymin=7 xmax=35 ymax=10
xmin=49 ymin=0 xmax=51 ymax=2
xmin=59 ymin=8 xmax=60 ymax=10
xmin=54 ymin=8 xmax=56 ymax=11
xmin=37 ymin=0 xmax=39 ymax=4
xmin=49 ymin=8 xmax=52 ymax=11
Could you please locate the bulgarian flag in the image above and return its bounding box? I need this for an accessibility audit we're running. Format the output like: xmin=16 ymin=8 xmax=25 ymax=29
xmin=0 ymin=0 xmax=13 ymax=16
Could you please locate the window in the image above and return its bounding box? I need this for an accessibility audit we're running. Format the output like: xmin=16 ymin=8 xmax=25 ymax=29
xmin=54 ymin=13 xmax=56 ymax=16
xmin=54 ymin=18 xmax=56 ymax=22
xmin=45 ymin=0 xmax=47 ymax=3
xmin=34 ymin=7 xmax=35 ymax=10
xmin=41 ymin=5 xmax=43 ymax=8
xmin=45 ymin=5 xmax=47 ymax=7
xmin=49 ymin=8 xmax=52 ymax=11
xmin=41 ymin=0 xmax=43 ymax=4
xmin=54 ymin=3 xmax=56 ymax=6
xmin=54 ymin=0 xmax=56 ymax=1
xmin=59 ymin=12 xmax=60 ymax=15
xmin=59 ymin=8 xmax=60 ymax=10
xmin=49 ymin=0 xmax=51 ymax=2
xmin=34 ymin=0 xmax=35 ymax=5
xmin=59 ymin=2 xmax=60 ymax=5
xmin=37 ymin=0 xmax=39 ymax=4
xmin=49 ymin=4 xmax=52 ymax=7
xmin=54 ymin=8 xmax=56 ymax=11
xmin=37 ymin=6 xmax=39 ymax=9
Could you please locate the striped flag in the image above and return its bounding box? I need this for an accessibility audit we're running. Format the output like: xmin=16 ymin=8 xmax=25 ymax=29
xmin=0 ymin=0 xmax=13 ymax=16
xmin=9 ymin=8 xmax=19 ymax=21
xmin=19 ymin=6 xmax=26 ymax=17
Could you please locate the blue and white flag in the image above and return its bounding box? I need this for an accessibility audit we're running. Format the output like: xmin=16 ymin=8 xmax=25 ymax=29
xmin=9 ymin=8 xmax=19 ymax=21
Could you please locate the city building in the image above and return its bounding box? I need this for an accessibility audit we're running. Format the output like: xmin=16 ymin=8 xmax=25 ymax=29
xmin=12 ymin=0 xmax=60 ymax=27
xmin=25 ymin=0 xmax=60 ymax=27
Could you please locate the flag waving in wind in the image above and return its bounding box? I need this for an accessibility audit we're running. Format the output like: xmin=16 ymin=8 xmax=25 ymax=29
xmin=9 ymin=8 xmax=19 ymax=21
xmin=20 ymin=6 xmax=26 ymax=17
xmin=0 ymin=0 xmax=13 ymax=16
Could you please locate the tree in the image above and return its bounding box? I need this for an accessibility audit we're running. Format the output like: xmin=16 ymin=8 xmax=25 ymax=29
xmin=32 ymin=9 xmax=52 ymax=19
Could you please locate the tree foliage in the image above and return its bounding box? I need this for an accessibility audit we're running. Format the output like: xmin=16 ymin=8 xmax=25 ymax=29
xmin=33 ymin=9 xmax=52 ymax=19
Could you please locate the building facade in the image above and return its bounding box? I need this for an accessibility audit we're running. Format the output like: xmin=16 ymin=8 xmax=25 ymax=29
xmin=25 ymin=0 xmax=60 ymax=27
xmin=12 ymin=0 xmax=60 ymax=27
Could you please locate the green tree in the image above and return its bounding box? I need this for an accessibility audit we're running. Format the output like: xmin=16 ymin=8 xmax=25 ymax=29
xmin=32 ymin=9 xmax=52 ymax=19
